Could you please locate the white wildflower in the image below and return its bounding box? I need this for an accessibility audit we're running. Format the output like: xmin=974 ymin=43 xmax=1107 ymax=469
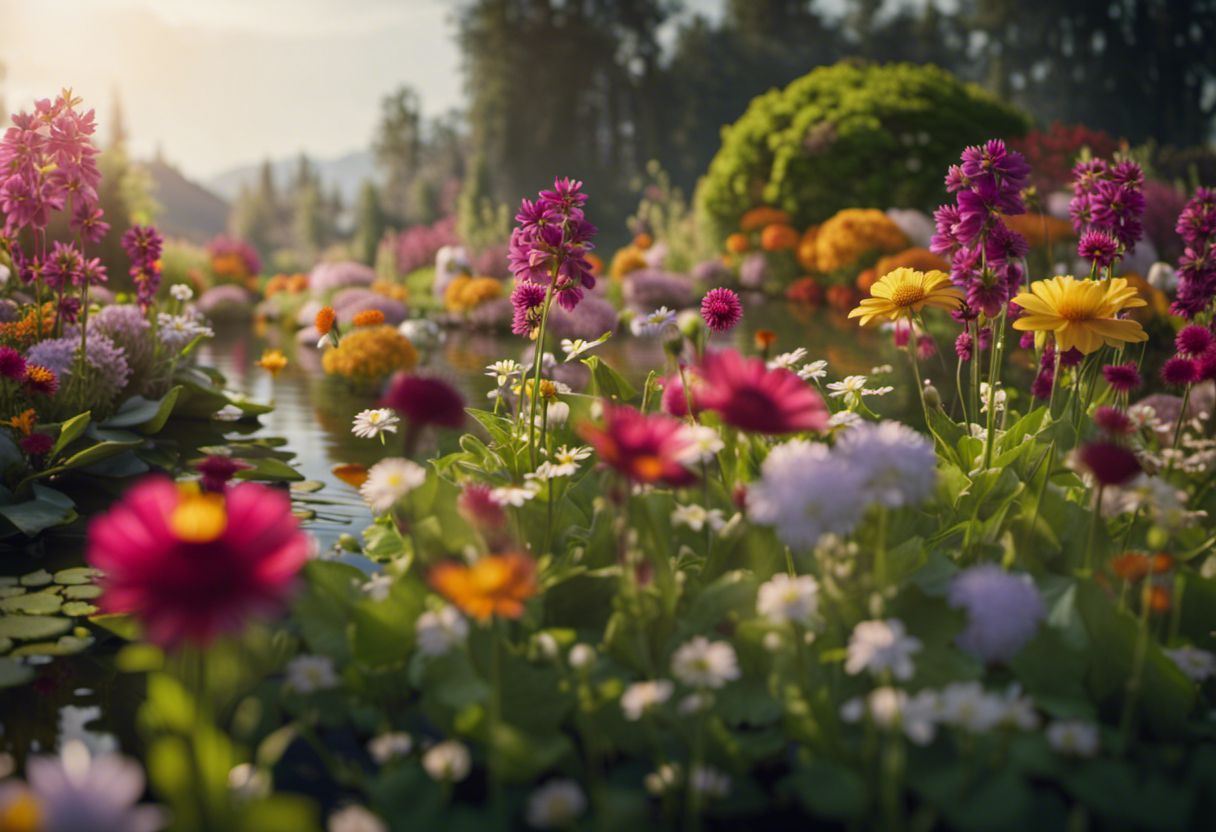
xmin=360 ymin=458 xmax=426 ymax=514
xmin=422 ymin=740 xmax=471 ymax=783
xmin=671 ymin=636 xmax=739 ymax=689
xmin=485 ymin=359 xmax=522 ymax=387
xmin=415 ymin=606 xmax=469 ymax=656
xmin=329 ymin=805 xmax=387 ymax=832
xmin=367 ymin=732 xmax=413 ymax=764
xmin=285 ymin=655 xmax=339 ymax=694
xmin=525 ymin=780 xmax=587 ymax=829
xmin=1046 ymin=720 xmax=1100 ymax=758
xmin=688 ymin=765 xmax=731 ymax=799
xmin=360 ymin=573 xmax=393 ymax=602
xmin=767 ymin=348 xmax=807 ymax=371
xmin=798 ymin=359 xmax=829 ymax=382
xmin=560 ymin=332 xmax=611 ymax=361
xmin=827 ymin=375 xmax=893 ymax=408
xmin=676 ymin=424 xmax=724 ymax=465
xmin=631 ymin=306 xmax=677 ymax=337
xmin=490 ymin=481 xmax=541 ymax=507
xmin=169 ymin=283 xmax=194 ymax=302
xmin=351 ymin=408 xmax=400 ymax=440
xmin=748 ymin=440 xmax=866 ymax=548
xmin=755 ymin=574 xmax=820 ymax=627
xmin=1165 ymin=645 xmax=1216 ymax=682
xmin=568 ymin=644 xmax=596 ymax=670
xmin=845 ymin=619 xmax=922 ymax=681
xmin=620 ymin=680 xmax=675 ymax=721
xmin=671 ymin=504 xmax=726 ymax=533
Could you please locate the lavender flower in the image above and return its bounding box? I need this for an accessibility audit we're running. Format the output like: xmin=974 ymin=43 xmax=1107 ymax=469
xmin=89 ymin=303 xmax=153 ymax=382
xmin=949 ymin=565 xmax=1044 ymax=663
xmin=309 ymin=261 xmax=376 ymax=294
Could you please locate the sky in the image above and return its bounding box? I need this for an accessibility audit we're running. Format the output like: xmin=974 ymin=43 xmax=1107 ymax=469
xmin=0 ymin=0 xmax=468 ymax=179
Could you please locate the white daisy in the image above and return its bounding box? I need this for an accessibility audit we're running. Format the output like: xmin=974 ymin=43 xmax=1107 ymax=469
xmin=979 ymin=382 xmax=1006 ymax=414
xmin=329 ymin=805 xmax=387 ymax=832
xmin=630 ymin=306 xmax=677 ymax=337
xmin=351 ymin=408 xmax=400 ymax=440
xmin=169 ymin=283 xmax=194 ymax=302
xmin=827 ymin=375 xmax=894 ymax=408
xmin=285 ymin=655 xmax=339 ymax=694
xmin=671 ymin=504 xmax=726 ymax=533
xmin=676 ymin=424 xmax=724 ymax=465
xmin=1045 ymin=720 xmax=1100 ymax=758
xmin=422 ymin=740 xmax=471 ymax=783
xmin=485 ymin=359 xmax=522 ymax=387
xmin=359 ymin=573 xmax=393 ymax=602
xmin=839 ymin=687 xmax=938 ymax=746
xmin=671 ymin=636 xmax=739 ymax=689
xmin=528 ymin=445 xmax=591 ymax=480
xmin=755 ymin=574 xmax=820 ymax=627
xmin=416 ymin=606 xmax=469 ymax=657
xmin=797 ymin=359 xmax=829 ymax=382
xmin=936 ymin=682 xmax=1005 ymax=733
xmin=360 ymin=458 xmax=426 ymax=514
xmin=620 ymin=680 xmax=675 ymax=721
xmin=560 ymin=332 xmax=612 ymax=361
xmin=490 ymin=481 xmax=541 ymax=507
xmin=767 ymin=348 xmax=807 ymax=371
xmin=844 ymin=618 xmax=922 ymax=681
xmin=568 ymin=644 xmax=596 ymax=670
xmin=367 ymin=732 xmax=413 ymax=764
xmin=525 ymin=780 xmax=587 ymax=829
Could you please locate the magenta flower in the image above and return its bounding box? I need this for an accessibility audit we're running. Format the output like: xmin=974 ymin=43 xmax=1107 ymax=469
xmin=578 ymin=405 xmax=696 ymax=486
xmin=507 ymin=176 xmax=597 ymax=314
xmin=1161 ymin=356 xmax=1200 ymax=387
xmin=1093 ymin=405 xmax=1133 ymax=436
xmin=1175 ymin=325 xmax=1214 ymax=357
xmin=382 ymin=372 xmax=466 ymax=430
xmin=122 ymin=224 xmax=165 ymax=310
xmin=1077 ymin=441 xmax=1141 ymax=487
xmin=696 ymin=349 xmax=828 ymax=435
xmin=1102 ymin=362 xmax=1142 ymax=393
xmin=0 ymin=346 xmax=27 ymax=380
xmin=1077 ymin=230 xmax=1119 ymax=270
xmin=700 ymin=287 xmax=742 ymax=333
xmin=510 ymin=280 xmax=548 ymax=337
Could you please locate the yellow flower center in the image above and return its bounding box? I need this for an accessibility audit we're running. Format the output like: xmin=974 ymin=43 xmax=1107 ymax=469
xmin=890 ymin=283 xmax=926 ymax=308
xmin=170 ymin=486 xmax=228 ymax=544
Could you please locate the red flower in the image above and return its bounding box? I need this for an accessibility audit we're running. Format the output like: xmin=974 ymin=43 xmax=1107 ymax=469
xmin=1077 ymin=441 xmax=1141 ymax=487
xmin=382 ymin=372 xmax=465 ymax=430
xmin=695 ymin=349 xmax=828 ymax=435
xmin=87 ymin=478 xmax=309 ymax=647
xmin=579 ymin=405 xmax=696 ymax=486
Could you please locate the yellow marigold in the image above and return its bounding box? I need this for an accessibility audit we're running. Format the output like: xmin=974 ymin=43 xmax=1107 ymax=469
xmin=814 ymin=209 xmax=908 ymax=273
xmin=315 ymin=305 xmax=336 ymax=335
xmin=455 ymin=276 xmax=504 ymax=312
xmin=322 ymin=325 xmax=418 ymax=382
xmin=740 ymin=206 xmax=791 ymax=232
xmin=849 ymin=268 xmax=964 ymax=326
xmin=725 ymin=232 xmax=751 ymax=255
xmin=1012 ymin=276 xmax=1148 ymax=354
xmin=443 ymin=275 xmax=472 ymax=312
xmin=874 ymin=247 xmax=950 ymax=278
xmin=257 ymin=348 xmax=288 ymax=377
xmin=287 ymin=273 xmax=310 ymax=293
xmin=352 ymin=309 xmax=386 ymax=327
xmin=633 ymin=232 xmax=654 ymax=250
xmin=371 ymin=279 xmax=409 ymax=302
xmin=1000 ymin=212 xmax=1075 ymax=249
xmin=7 ymin=408 xmax=36 ymax=437
xmin=796 ymin=226 xmax=819 ymax=271
xmin=760 ymin=223 xmax=799 ymax=252
xmin=610 ymin=247 xmax=648 ymax=281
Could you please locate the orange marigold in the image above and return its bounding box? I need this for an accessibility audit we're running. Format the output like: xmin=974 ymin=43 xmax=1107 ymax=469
xmin=999 ymin=212 xmax=1075 ymax=249
xmin=429 ymin=553 xmax=538 ymax=621
xmin=315 ymin=306 xmax=337 ymax=335
xmin=257 ymin=349 xmax=288 ymax=377
xmin=725 ymin=232 xmax=751 ymax=255
xmin=796 ymin=227 xmax=820 ymax=272
xmin=352 ymin=309 xmax=386 ymax=327
xmin=7 ymin=408 xmax=36 ymax=437
xmin=760 ymin=223 xmax=799 ymax=252
xmin=24 ymin=364 xmax=58 ymax=396
xmin=814 ymin=209 xmax=908 ymax=273
xmin=740 ymin=206 xmax=792 ymax=233
xmin=633 ymin=232 xmax=653 ymax=250
xmin=786 ymin=277 xmax=824 ymax=306
xmin=874 ymin=247 xmax=951 ymax=278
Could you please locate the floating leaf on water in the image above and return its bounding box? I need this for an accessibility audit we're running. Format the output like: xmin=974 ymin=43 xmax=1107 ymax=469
xmin=62 ymin=585 xmax=102 ymax=601
xmin=0 ymin=637 xmax=11 ymax=654
xmin=0 ymin=576 xmax=17 ymax=587
xmin=11 ymin=634 xmax=95 ymax=657
xmin=0 ymin=657 xmax=33 ymax=688
xmin=0 ymin=615 xmax=72 ymax=641
xmin=290 ymin=480 xmax=325 ymax=493
xmin=0 ymin=591 xmax=63 ymax=615
xmin=61 ymin=601 xmax=98 ymax=617
xmin=0 ymin=587 xmax=24 ymax=599
xmin=19 ymin=569 xmax=53 ymax=587
xmin=292 ymin=509 xmax=317 ymax=521
xmin=53 ymin=567 xmax=102 ymax=585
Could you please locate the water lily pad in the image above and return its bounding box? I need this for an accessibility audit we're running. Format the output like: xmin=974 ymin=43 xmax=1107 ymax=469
xmin=53 ymin=567 xmax=101 ymax=585
xmin=0 ymin=591 xmax=63 ymax=614
xmin=11 ymin=634 xmax=94 ymax=657
xmin=0 ymin=637 xmax=11 ymax=654
xmin=0 ymin=587 xmax=24 ymax=599
xmin=290 ymin=480 xmax=325 ymax=493
xmin=0 ymin=615 xmax=72 ymax=640
xmin=63 ymin=585 xmax=102 ymax=601
xmin=19 ymin=569 xmax=53 ymax=587
xmin=0 ymin=657 xmax=33 ymax=688
xmin=0 ymin=576 xmax=17 ymax=587
xmin=61 ymin=601 xmax=98 ymax=617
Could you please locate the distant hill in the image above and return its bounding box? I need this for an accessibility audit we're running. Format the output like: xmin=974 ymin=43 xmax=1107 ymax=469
xmin=206 ymin=149 xmax=379 ymax=206
xmin=142 ymin=158 xmax=230 ymax=243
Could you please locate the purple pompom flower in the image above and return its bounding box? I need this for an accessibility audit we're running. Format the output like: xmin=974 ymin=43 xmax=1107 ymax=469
xmin=949 ymin=565 xmax=1044 ymax=663
xmin=700 ymin=287 xmax=742 ymax=333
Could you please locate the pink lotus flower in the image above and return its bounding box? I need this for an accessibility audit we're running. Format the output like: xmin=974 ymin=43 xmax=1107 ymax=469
xmin=87 ymin=478 xmax=309 ymax=647
xmin=579 ymin=405 xmax=696 ymax=486
xmin=695 ymin=349 xmax=829 ymax=434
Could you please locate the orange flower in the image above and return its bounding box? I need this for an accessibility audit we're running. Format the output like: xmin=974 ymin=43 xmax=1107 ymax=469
xmin=429 ymin=553 xmax=538 ymax=621
xmin=1149 ymin=553 xmax=1174 ymax=573
xmin=786 ymin=277 xmax=824 ymax=306
xmin=257 ymin=349 xmax=288 ymax=377
xmin=740 ymin=206 xmax=791 ymax=232
xmin=315 ymin=306 xmax=337 ymax=336
xmin=1148 ymin=586 xmax=1171 ymax=613
xmin=332 ymin=463 xmax=369 ymax=488
xmin=352 ymin=309 xmax=386 ymax=327
xmin=585 ymin=252 xmax=604 ymax=275
xmin=1112 ymin=553 xmax=1150 ymax=582
xmin=725 ymin=232 xmax=750 ymax=255
xmin=7 ymin=408 xmax=36 ymax=437
xmin=796 ymin=226 xmax=820 ymax=272
xmin=24 ymin=364 xmax=58 ymax=396
xmin=633 ymin=232 xmax=653 ymax=250
xmin=753 ymin=329 xmax=777 ymax=351
xmin=760 ymin=223 xmax=799 ymax=252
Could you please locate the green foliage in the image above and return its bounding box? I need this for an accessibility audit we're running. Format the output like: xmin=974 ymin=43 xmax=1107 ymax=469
xmin=695 ymin=61 xmax=1030 ymax=244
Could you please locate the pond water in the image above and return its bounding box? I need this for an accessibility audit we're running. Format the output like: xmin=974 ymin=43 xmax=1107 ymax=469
xmin=0 ymin=299 xmax=906 ymax=768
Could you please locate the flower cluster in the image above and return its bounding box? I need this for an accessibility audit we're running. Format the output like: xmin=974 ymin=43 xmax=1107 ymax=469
xmin=930 ymin=139 xmax=1030 ymax=317
xmin=122 ymin=225 xmax=164 ymax=310
xmin=508 ymin=177 xmax=598 ymax=313
xmin=1068 ymin=157 xmax=1145 ymax=268
xmin=1170 ymin=187 xmax=1216 ymax=318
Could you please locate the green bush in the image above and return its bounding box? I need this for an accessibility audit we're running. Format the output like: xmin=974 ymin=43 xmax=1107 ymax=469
xmin=695 ymin=61 xmax=1030 ymax=245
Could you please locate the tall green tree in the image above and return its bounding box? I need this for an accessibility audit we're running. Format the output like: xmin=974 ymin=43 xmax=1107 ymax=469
xmin=352 ymin=180 xmax=387 ymax=265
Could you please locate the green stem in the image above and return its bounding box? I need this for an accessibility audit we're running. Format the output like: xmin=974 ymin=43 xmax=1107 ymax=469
xmin=526 ymin=280 xmax=557 ymax=468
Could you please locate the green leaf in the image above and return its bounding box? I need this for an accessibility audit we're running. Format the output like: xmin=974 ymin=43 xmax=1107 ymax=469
xmin=51 ymin=410 xmax=92 ymax=458
xmin=581 ymin=355 xmax=638 ymax=402
xmin=53 ymin=566 xmax=101 ymax=585
xmin=234 ymin=457 xmax=305 ymax=482
xmin=351 ymin=583 xmax=424 ymax=666
xmin=0 ymin=615 xmax=72 ymax=640
xmin=781 ymin=761 xmax=867 ymax=820
xmin=0 ymin=591 xmax=63 ymax=614
xmin=0 ymin=493 xmax=77 ymax=536
xmin=102 ymin=386 xmax=183 ymax=433
xmin=235 ymin=795 xmax=321 ymax=832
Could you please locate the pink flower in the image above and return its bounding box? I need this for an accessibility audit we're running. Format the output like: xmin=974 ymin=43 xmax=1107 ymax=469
xmin=458 ymin=483 xmax=506 ymax=530
xmin=1175 ymin=325 xmax=1214 ymax=357
xmin=1077 ymin=441 xmax=1141 ymax=487
xmin=660 ymin=371 xmax=701 ymax=418
xmin=695 ymin=349 xmax=829 ymax=435
xmin=700 ymin=287 xmax=743 ymax=333
xmin=1161 ymin=356 xmax=1199 ymax=387
xmin=1102 ymin=362 xmax=1141 ymax=393
xmin=579 ymin=405 xmax=696 ymax=486
xmin=1093 ymin=405 xmax=1132 ymax=436
xmin=382 ymin=372 xmax=466 ymax=430
xmin=87 ymin=478 xmax=309 ymax=647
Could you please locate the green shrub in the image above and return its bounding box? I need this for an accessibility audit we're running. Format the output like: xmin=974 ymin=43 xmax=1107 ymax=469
xmin=695 ymin=61 xmax=1030 ymax=246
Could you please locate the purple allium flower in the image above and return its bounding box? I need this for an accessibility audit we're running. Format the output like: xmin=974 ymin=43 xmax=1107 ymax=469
xmin=954 ymin=331 xmax=973 ymax=361
xmin=510 ymin=280 xmax=547 ymax=337
xmin=89 ymin=304 xmax=153 ymax=382
xmin=1077 ymin=230 xmax=1119 ymax=270
xmin=949 ymin=565 xmax=1044 ymax=663
xmin=1161 ymin=356 xmax=1199 ymax=387
xmin=0 ymin=345 xmax=27 ymax=380
xmin=27 ymin=333 xmax=130 ymax=407
xmin=1102 ymin=362 xmax=1142 ymax=393
xmin=1176 ymin=325 xmax=1214 ymax=357
xmin=507 ymin=176 xmax=597 ymax=315
xmin=623 ymin=269 xmax=695 ymax=312
xmin=691 ymin=258 xmax=732 ymax=286
xmin=309 ymin=261 xmax=375 ymax=293
xmin=700 ymin=287 xmax=742 ymax=333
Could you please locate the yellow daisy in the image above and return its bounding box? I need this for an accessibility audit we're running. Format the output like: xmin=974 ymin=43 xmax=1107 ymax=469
xmin=1012 ymin=276 xmax=1147 ymax=355
xmin=848 ymin=268 xmax=964 ymax=326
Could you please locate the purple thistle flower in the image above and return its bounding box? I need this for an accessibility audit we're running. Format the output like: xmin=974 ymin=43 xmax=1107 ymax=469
xmin=1175 ymin=325 xmax=1214 ymax=358
xmin=1103 ymin=362 xmax=1142 ymax=393
xmin=700 ymin=287 xmax=743 ymax=333
xmin=1161 ymin=356 xmax=1200 ymax=387
xmin=954 ymin=331 xmax=973 ymax=361
xmin=1077 ymin=230 xmax=1119 ymax=270
xmin=949 ymin=565 xmax=1045 ymax=663
xmin=510 ymin=280 xmax=547 ymax=337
